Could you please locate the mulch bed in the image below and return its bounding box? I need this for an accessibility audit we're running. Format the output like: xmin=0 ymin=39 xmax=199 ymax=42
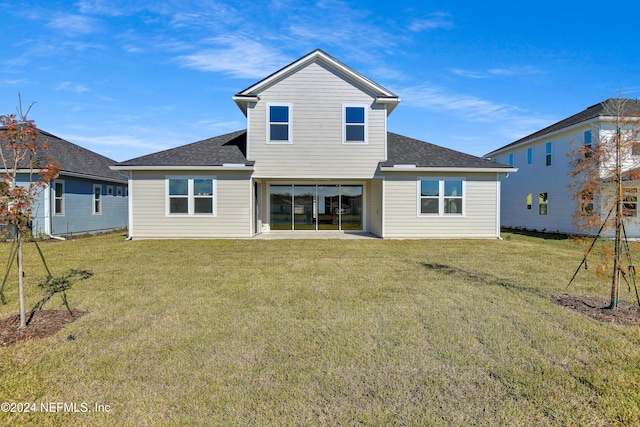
xmin=553 ymin=294 xmax=640 ymax=326
xmin=0 ymin=309 xmax=88 ymax=347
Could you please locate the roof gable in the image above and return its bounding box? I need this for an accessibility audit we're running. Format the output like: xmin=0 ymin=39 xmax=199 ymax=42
xmin=233 ymin=49 xmax=400 ymax=115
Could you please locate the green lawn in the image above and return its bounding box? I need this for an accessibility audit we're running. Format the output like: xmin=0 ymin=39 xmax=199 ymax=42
xmin=0 ymin=232 xmax=639 ymax=426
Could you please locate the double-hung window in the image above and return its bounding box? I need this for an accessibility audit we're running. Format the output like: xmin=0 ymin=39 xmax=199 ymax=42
xmin=343 ymin=104 xmax=367 ymax=143
xmin=267 ymin=103 xmax=292 ymax=143
xmin=93 ymin=184 xmax=102 ymax=215
xmin=167 ymin=176 xmax=216 ymax=216
xmin=54 ymin=181 xmax=64 ymax=216
xmin=418 ymin=178 xmax=464 ymax=216
xmin=584 ymin=130 xmax=593 ymax=157
xmin=539 ymin=192 xmax=548 ymax=215
xmin=527 ymin=147 xmax=533 ymax=165
xmin=545 ymin=142 xmax=552 ymax=166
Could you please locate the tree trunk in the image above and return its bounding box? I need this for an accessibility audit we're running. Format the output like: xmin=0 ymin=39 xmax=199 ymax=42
xmin=17 ymin=235 xmax=25 ymax=328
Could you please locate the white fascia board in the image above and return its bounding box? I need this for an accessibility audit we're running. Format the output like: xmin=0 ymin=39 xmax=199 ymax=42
xmin=110 ymin=165 xmax=254 ymax=172
xmin=14 ymin=168 xmax=126 ymax=184
xmin=251 ymin=174 xmax=374 ymax=180
xmin=379 ymin=166 xmax=518 ymax=173
xmin=237 ymin=50 xmax=397 ymax=99
xmin=486 ymin=119 xmax=602 ymax=157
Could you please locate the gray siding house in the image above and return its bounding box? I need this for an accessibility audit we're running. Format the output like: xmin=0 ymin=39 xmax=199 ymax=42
xmin=113 ymin=50 xmax=514 ymax=239
xmin=485 ymin=98 xmax=640 ymax=237
xmin=4 ymin=129 xmax=128 ymax=237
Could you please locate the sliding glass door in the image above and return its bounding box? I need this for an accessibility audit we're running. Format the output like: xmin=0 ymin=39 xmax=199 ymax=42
xmin=269 ymin=184 xmax=362 ymax=231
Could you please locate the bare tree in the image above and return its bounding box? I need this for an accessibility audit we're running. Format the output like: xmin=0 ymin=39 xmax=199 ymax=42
xmin=568 ymin=97 xmax=640 ymax=309
xmin=0 ymin=98 xmax=60 ymax=327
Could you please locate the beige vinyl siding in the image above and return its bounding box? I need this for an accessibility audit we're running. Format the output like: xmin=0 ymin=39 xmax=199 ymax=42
xmin=130 ymin=170 xmax=252 ymax=239
xmin=383 ymin=172 xmax=500 ymax=239
xmin=367 ymin=178 xmax=383 ymax=236
xmin=248 ymin=61 xmax=386 ymax=178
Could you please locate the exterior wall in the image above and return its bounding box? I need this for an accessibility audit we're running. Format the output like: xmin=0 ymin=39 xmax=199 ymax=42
xmin=15 ymin=174 xmax=128 ymax=237
xmin=367 ymin=178 xmax=383 ymax=236
xmin=247 ymin=61 xmax=386 ymax=178
xmin=49 ymin=177 xmax=128 ymax=235
xmin=493 ymin=127 xmax=587 ymax=235
xmin=129 ymin=170 xmax=252 ymax=239
xmin=382 ymin=172 xmax=501 ymax=239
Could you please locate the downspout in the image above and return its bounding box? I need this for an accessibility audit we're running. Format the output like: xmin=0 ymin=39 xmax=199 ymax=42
xmin=43 ymin=182 xmax=66 ymax=241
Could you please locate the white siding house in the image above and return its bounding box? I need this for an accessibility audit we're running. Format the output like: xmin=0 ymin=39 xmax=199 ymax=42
xmin=485 ymin=98 xmax=640 ymax=237
xmin=113 ymin=49 xmax=514 ymax=239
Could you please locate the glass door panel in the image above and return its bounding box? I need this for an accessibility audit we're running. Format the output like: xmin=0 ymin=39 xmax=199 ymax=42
xmin=270 ymin=185 xmax=293 ymax=230
xmin=340 ymin=185 xmax=363 ymax=230
xmin=317 ymin=185 xmax=340 ymax=230
xmin=294 ymin=186 xmax=316 ymax=230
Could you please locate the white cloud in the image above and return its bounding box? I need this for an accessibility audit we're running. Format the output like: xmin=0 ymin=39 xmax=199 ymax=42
xmin=55 ymin=82 xmax=89 ymax=93
xmin=451 ymin=66 xmax=544 ymax=79
xmin=409 ymin=12 xmax=454 ymax=32
xmin=400 ymin=85 xmax=515 ymax=122
xmin=176 ymin=37 xmax=291 ymax=79
xmin=47 ymin=14 xmax=99 ymax=34
xmin=449 ymin=69 xmax=488 ymax=79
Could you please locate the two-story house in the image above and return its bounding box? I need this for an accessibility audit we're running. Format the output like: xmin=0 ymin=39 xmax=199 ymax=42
xmin=485 ymin=98 xmax=640 ymax=237
xmin=112 ymin=49 xmax=514 ymax=239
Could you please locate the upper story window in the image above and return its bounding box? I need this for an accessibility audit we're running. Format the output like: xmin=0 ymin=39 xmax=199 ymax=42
xmin=545 ymin=142 xmax=552 ymax=166
xmin=508 ymin=153 xmax=514 ymax=167
xmin=584 ymin=131 xmax=593 ymax=157
xmin=167 ymin=176 xmax=216 ymax=216
xmin=267 ymin=103 xmax=292 ymax=143
xmin=527 ymin=147 xmax=533 ymax=165
xmin=418 ymin=178 xmax=464 ymax=216
xmin=343 ymin=105 xmax=367 ymax=144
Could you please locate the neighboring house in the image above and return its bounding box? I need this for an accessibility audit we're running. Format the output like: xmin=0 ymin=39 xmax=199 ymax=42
xmin=1 ymin=129 xmax=128 ymax=237
xmin=112 ymin=49 xmax=514 ymax=239
xmin=484 ymin=98 xmax=640 ymax=237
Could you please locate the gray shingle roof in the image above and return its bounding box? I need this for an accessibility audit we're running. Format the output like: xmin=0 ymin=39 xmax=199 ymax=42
xmin=115 ymin=129 xmax=505 ymax=170
xmin=383 ymin=132 xmax=509 ymax=169
xmin=486 ymin=98 xmax=640 ymax=156
xmin=115 ymin=130 xmax=252 ymax=167
xmin=0 ymin=128 xmax=125 ymax=182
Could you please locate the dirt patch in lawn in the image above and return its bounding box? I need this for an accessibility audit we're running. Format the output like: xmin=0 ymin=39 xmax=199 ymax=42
xmin=553 ymin=294 xmax=640 ymax=326
xmin=0 ymin=309 xmax=88 ymax=347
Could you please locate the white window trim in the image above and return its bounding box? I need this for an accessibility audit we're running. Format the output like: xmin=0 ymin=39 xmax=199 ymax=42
xmin=92 ymin=184 xmax=102 ymax=215
xmin=545 ymin=142 xmax=553 ymax=167
xmin=53 ymin=179 xmax=65 ymax=216
xmin=417 ymin=177 xmax=466 ymax=217
xmin=117 ymin=186 xmax=123 ymax=196
xmin=165 ymin=176 xmax=217 ymax=217
xmin=342 ymin=103 xmax=368 ymax=144
xmin=266 ymin=102 xmax=292 ymax=144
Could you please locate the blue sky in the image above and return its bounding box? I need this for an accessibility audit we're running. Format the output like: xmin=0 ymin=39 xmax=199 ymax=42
xmin=2 ymin=0 xmax=639 ymax=162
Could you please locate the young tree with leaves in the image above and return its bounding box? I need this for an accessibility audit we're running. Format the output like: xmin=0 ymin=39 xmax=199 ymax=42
xmin=568 ymin=97 xmax=640 ymax=309
xmin=0 ymin=100 xmax=60 ymax=327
